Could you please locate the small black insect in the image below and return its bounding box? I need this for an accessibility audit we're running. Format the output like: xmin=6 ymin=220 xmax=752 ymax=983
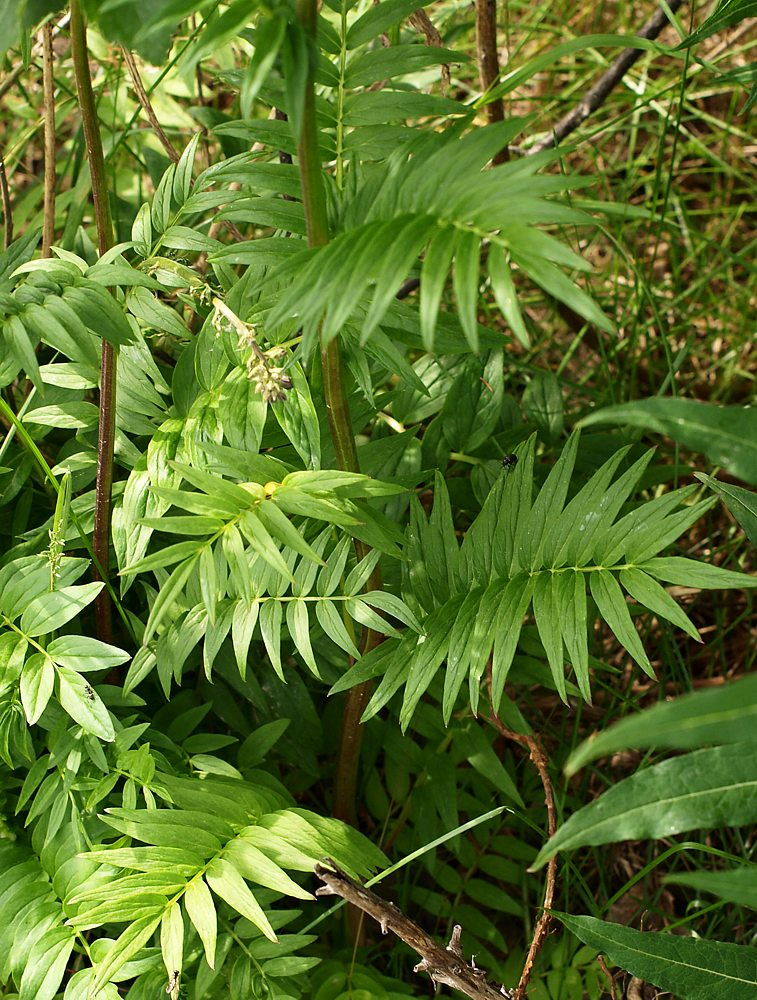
xmin=84 ymin=684 xmax=95 ymax=702
xmin=501 ymin=454 xmax=518 ymax=470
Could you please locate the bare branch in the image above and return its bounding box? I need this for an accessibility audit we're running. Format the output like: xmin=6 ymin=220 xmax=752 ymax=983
xmin=314 ymin=862 xmax=514 ymax=1000
xmin=122 ymin=47 xmax=180 ymax=163
xmin=410 ymin=9 xmax=450 ymax=91
xmin=527 ymin=0 xmax=687 ymax=156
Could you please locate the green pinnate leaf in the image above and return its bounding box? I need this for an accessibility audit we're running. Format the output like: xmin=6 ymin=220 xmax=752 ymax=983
xmin=589 ymin=570 xmax=653 ymax=677
xmin=206 ymin=858 xmax=277 ymax=942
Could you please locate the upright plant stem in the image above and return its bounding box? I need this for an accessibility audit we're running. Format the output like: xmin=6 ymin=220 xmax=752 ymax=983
xmin=475 ymin=0 xmax=508 ymax=163
xmin=0 ymin=159 xmax=11 ymax=248
xmin=295 ymin=0 xmax=379 ymax=826
xmin=70 ymin=0 xmax=116 ymax=642
xmin=41 ymin=21 xmax=56 ymax=256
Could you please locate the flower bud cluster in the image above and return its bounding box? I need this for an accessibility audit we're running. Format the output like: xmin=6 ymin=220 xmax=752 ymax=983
xmin=212 ymin=298 xmax=293 ymax=403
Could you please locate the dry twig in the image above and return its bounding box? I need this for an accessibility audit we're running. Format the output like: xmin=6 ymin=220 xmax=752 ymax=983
xmin=122 ymin=48 xmax=246 ymax=244
xmin=487 ymin=672 xmax=558 ymax=1000
xmin=527 ymin=0 xmax=688 ymax=155
xmin=315 ymin=861 xmax=515 ymax=999
xmin=598 ymin=953 xmax=622 ymax=1000
xmin=122 ymin=47 xmax=180 ymax=163
xmin=410 ymin=9 xmax=450 ymax=91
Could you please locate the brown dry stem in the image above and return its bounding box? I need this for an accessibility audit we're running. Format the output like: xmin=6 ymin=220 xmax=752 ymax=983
xmin=122 ymin=47 xmax=180 ymax=162
xmin=410 ymin=9 xmax=450 ymax=91
xmin=487 ymin=675 xmax=557 ymax=1000
xmin=527 ymin=0 xmax=687 ymax=156
xmin=315 ymin=862 xmax=515 ymax=999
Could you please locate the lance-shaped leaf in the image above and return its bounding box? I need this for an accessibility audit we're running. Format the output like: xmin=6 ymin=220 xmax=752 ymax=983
xmin=184 ymin=877 xmax=216 ymax=968
xmin=565 ymin=673 xmax=757 ymax=776
xmin=553 ymin=912 xmax=757 ymax=1000
xmin=206 ymin=858 xmax=276 ymax=942
xmin=533 ymin=742 xmax=757 ymax=870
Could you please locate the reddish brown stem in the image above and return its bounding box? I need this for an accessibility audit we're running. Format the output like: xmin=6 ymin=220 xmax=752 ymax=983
xmin=475 ymin=0 xmax=508 ymax=163
xmin=70 ymin=0 xmax=116 ymax=642
xmin=488 ymin=672 xmax=557 ymax=999
xmin=41 ymin=21 xmax=56 ymax=256
xmin=0 ymin=158 xmax=11 ymax=248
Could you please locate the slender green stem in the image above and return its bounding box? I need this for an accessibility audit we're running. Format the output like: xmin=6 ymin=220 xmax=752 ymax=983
xmin=0 ymin=397 xmax=135 ymax=641
xmin=70 ymin=0 xmax=117 ymax=643
xmin=295 ymin=0 xmax=380 ymax=825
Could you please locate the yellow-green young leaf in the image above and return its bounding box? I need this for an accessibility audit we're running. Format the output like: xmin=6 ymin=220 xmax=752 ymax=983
xmin=56 ymin=666 xmax=115 ymax=741
xmin=231 ymin=599 xmax=259 ymax=678
xmin=259 ymin=500 xmax=324 ymax=565
xmin=142 ymin=556 xmax=198 ymax=644
xmin=554 ymin=912 xmax=757 ymax=1000
xmin=19 ymin=582 xmax=104 ymax=637
xmin=205 ymin=858 xmax=277 ymax=942
xmin=452 ymin=229 xmax=481 ymax=352
xmin=239 ymin=510 xmax=296 ymax=583
xmin=222 ymin=524 xmax=252 ymax=603
xmin=131 ymin=202 xmax=152 ymax=256
xmin=223 ymin=836 xmax=313 ymax=899
xmin=314 ymin=599 xmax=360 ymax=658
xmin=0 ymin=632 xmax=27 ymax=680
xmin=271 ymin=362 xmax=320 ymax=469
xmin=61 ymin=968 xmax=121 ymax=999
xmin=345 ymin=597 xmax=396 ymax=636
xmin=487 ymin=248 xmax=529 ymax=347
xmin=420 ymin=226 xmax=458 ymax=350
xmin=18 ymin=925 xmax=74 ymax=1000
xmin=258 ymin=600 xmax=283 ymax=679
xmin=198 ymin=544 xmax=218 ymax=626
xmin=91 ymin=914 xmax=162 ymax=993
xmin=286 ymin=599 xmax=319 ymax=675
xmin=160 ymin=903 xmax=184 ymax=982
xmin=184 ymin=877 xmax=217 ymax=968
xmin=46 ymin=635 xmax=130 ymax=671
xmin=20 ymin=653 xmax=55 ymax=725
xmin=173 ymin=132 xmax=200 ymax=204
